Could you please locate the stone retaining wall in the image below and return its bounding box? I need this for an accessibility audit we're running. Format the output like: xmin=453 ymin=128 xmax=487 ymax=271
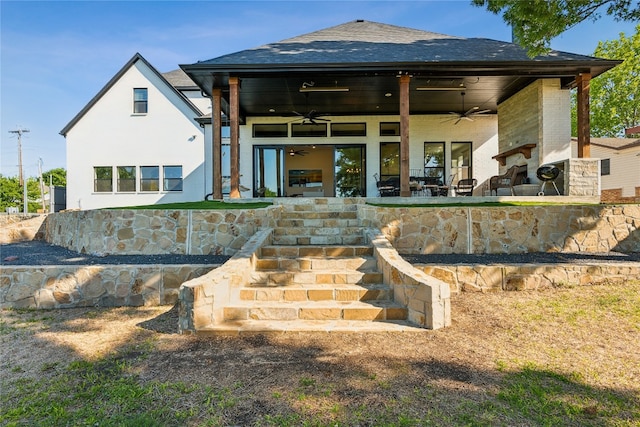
xmin=0 ymin=263 xmax=217 ymax=309
xmin=418 ymin=262 xmax=640 ymax=293
xmin=3 ymin=203 xmax=638 ymax=256
xmin=42 ymin=207 xmax=279 ymax=255
xmin=359 ymin=204 xmax=640 ymax=254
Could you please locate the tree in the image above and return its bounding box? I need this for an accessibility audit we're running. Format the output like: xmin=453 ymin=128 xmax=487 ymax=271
xmin=589 ymin=26 xmax=639 ymax=137
xmin=42 ymin=168 xmax=67 ymax=187
xmin=0 ymin=174 xmax=40 ymax=213
xmin=472 ymin=0 xmax=640 ymax=57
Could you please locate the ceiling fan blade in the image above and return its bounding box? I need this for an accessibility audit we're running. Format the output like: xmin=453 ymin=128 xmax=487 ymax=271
xmin=470 ymin=109 xmax=491 ymax=115
xmin=462 ymin=116 xmax=475 ymax=122
xmin=454 ymin=117 xmax=462 ymax=125
xmin=448 ymin=112 xmax=460 ymax=116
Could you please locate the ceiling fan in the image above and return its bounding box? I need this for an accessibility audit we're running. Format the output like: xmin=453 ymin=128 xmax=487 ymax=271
xmin=291 ymin=109 xmax=331 ymax=124
xmin=448 ymin=92 xmax=491 ymax=125
xmin=288 ymin=148 xmax=309 ymax=156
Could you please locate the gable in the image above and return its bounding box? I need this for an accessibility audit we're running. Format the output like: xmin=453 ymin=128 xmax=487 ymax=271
xmin=60 ymin=53 xmax=202 ymax=136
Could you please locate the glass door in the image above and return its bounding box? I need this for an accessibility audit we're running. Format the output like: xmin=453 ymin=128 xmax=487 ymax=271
xmin=335 ymin=145 xmax=366 ymax=197
xmin=253 ymin=146 xmax=284 ymax=197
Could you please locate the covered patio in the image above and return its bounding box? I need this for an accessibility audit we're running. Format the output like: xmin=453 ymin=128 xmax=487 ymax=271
xmin=181 ymin=20 xmax=619 ymax=200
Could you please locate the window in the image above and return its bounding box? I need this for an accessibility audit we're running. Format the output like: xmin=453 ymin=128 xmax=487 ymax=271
xmin=133 ymin=88 xmax=148 ymax=114
xmin=140 ymin=166 xmax=159 ymax=191
xmin=163 ymin=165 xmax=183 ymax=191
xmin=451 ymin=142 xmax=472 ymax=181
xmin=331 ymin=123 xmax=366 ymax=137
xmin=253 ymin=124 xmax=288 ymax=138
xmin=380 ymin=122 xmax=400 ymax=136
xmin=380 ymin=142 xmax=400 ymax=181
xmin=291 ymin=123 xmax=327 ymax=137
xmin=117 ymin=166 xmax=136 ymax=192
xmin=601 ymin=158 xmax=610 ymax=176
xmin=423 ymin=142 xmax=445 ymax=181
xmin=94 ymin=167 xmax=113 ymax=192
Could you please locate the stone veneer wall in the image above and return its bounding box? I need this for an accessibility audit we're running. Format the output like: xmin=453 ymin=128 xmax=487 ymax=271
xmin=42 ymin=207 xmax=279 ymax=256
xmin=1 ymin=264 xmax=216 ymax=309
xmin=565 ymin=158 xmax=600 ymax=197
xmin=418 ymin=262 xmax=640 ymax=293
xmin=359 ymin=204 xmax=640 ymax=254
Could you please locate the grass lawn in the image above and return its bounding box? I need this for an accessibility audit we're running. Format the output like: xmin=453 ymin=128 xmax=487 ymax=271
xmin=111 ymin=200 xmax=272 ymax=210
xmin=2 ymin=281 xmax=639 ymax=426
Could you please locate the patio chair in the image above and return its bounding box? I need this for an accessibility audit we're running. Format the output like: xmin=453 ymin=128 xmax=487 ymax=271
xmin=438 ymin=174 xmax=456 ymax=196
xmin=489 ymin=165 xmax=527 ymax=196
xmin=454 ymin=178 xmax=477 ymax=196
xmin=422 ymin=176 xmax=443 ymax=196
xmin=374 ymin=173 xmax=400 ymax=197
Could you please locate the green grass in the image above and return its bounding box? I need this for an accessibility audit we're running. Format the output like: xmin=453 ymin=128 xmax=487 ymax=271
xmin=367 ymin=201 xmax=600 ymax=208
xmin=109 ymin=200 xmax=272 ymax=210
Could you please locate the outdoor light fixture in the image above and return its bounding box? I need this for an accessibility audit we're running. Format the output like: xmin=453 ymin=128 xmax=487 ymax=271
xmin=416 ymin=86 xmax=467 ymax=91
xmin=299 ymin=81 xmax=349 ymax=92
xmin=299 ymin=86 xmax=349 ymax=92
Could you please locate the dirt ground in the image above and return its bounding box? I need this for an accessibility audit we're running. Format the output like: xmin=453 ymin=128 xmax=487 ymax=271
xmin=2 ymin=283 xmax=639 ymax=425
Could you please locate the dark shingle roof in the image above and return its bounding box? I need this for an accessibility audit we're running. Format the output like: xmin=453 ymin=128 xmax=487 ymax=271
xmin=197 ymin=20 xmax=607 ymax=66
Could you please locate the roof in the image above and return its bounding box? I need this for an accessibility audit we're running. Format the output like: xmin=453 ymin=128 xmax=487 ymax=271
xmin=625 ymin=125 xmax=640 ymax=136
xmin=60 ymin=53 xmax=202 ymax=136
xmin=181 ymin=20 xmax=621 ymax=120
xmin=572 ymin=137 xmax=640 ymax=151
xmin=162 ymin=68 xmax=198 ymax=89
xmin=194 ymin=20 xmax=617 ymax=69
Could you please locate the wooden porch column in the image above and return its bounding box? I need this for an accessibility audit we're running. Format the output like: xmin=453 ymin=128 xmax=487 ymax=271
xmin=399 ymin=74 xmax=411 ymax=197
xmin=576 ymin=72 xmax=591 ymax=158
xmin=229 ymin=77 xmax=240 ymax=198
xmin=212 ymin=88 xmax=223 ymax=200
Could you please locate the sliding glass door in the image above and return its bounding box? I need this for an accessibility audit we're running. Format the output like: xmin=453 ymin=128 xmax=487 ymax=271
xmin=253 ymin=146 xmax=284 ymax=197
xmin=335 ymin=145 xmax=366 ymax=197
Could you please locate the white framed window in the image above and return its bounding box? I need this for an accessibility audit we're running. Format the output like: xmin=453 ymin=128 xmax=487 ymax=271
xmin=133 ymin=88 xmax=148 ymax=114
xmin=140 ymin=166 xmax=159 ymax=191
xmin=163 ymin=165 xmax=183 ymax=191
xmin=94 ymin=166 xmax=113 ymax=192
xmin=117 ymin=166 xmax=136 ymax=192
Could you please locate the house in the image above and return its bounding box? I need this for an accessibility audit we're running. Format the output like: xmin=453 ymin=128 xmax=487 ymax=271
xmin=62 ymin=21 xmax=620 ymax=208
xmin=181 ymin=20 xmax=619 ymax=199
xmin=60 ymin=53 xmax=227 ymax=210
xmin=572 ymin=137 xmax=640 ymax=202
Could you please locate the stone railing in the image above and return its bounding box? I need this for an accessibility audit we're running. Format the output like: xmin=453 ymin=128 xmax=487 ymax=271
xmin=366 ymin=228 xmax=450 ymax=329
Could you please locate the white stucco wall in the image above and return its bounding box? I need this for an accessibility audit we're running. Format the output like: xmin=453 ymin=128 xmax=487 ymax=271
xmin=238 ymin=114 xmax=499 ymax=197
xmin=65 ymin=60 xmax=205 ymax=210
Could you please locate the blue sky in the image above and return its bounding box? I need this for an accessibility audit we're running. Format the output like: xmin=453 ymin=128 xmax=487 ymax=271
xmin=1 ymin=0 xmax=635 ymax=178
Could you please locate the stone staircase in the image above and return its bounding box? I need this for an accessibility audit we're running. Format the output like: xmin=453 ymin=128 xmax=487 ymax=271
xmin=195 ymin=200 xmax=420 ymax=333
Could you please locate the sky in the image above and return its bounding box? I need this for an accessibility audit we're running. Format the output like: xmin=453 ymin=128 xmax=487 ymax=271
xmin=1 ymin=0 xmax=636 ymax=179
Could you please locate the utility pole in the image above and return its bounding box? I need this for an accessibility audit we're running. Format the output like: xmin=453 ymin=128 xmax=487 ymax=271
xmin=9 ymin=127 xmax=30 ymax=213
xmin=8 ymin=127 xmax=29 ymax=186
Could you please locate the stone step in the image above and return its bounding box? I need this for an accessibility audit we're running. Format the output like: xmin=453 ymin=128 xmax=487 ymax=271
xmin=276 ymin=218 xmax=360 ymax=228
xmin=223 ymin=300 xmax=408 ymax=322
xmin=279 ymin=211 xmax=358 ymax=220
xmin=239 ymin=283 xmax=393 ymax=303
xmin=271 ymin=235 xmax=366 ymax=246
xmin=272 ymin=226 xmax=363 ymax=237
xmin=249 ymin=270 xmax=383 ymax=286
xmin=196 ymin=319 xmax=422 ymax=335
xmin=255 ymin=256 xmax=377 ymax=271
xmin=281 ymin=203 xmax=358 ymax=214
xmin=260 ymin=245 xmax=373 ymax=258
